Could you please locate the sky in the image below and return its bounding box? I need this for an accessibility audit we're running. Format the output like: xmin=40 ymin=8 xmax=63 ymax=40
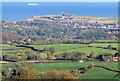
xmin=1 ymin=0 xmax=120 ymax=2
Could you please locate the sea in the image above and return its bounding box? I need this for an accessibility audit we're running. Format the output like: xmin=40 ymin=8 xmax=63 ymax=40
xmin=2 ymin=2 xmax=118 ymax=21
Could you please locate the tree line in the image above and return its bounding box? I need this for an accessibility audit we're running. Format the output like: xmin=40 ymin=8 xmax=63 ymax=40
xmin=2 ymin=20 xmax=118 ymax=45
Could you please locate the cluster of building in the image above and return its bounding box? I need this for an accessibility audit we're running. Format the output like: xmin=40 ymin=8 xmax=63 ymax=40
xmin=26 ymin=13 xmax=119 ymax=29
xmin=26 ymin=13 xmax=72 ymax=21
xmin=2 ymin=13 xmax=119 ymax=30
xmin=61 ymin=20 xmax=119 ymax=29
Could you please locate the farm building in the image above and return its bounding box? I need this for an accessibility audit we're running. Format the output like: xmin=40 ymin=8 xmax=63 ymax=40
xmin=79 ymin=60 xmax=83 ymax=62
xmin=113 ymin=57 xmax=120 ymax=62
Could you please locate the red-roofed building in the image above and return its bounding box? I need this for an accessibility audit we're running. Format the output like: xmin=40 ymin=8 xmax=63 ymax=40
xmin=113 ymin=57 xmax=120 ymax=62
xmin=107 ymin=31 xmax=111 ymax=34
xmin=8 ymin=41 xmax=11 ymax=44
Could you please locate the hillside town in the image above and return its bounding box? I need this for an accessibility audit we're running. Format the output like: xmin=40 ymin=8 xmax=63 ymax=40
xmin=2 ymin=13 xmax=119 ymax=29
xmin=1 ymin=13 xmax=119 ymax=45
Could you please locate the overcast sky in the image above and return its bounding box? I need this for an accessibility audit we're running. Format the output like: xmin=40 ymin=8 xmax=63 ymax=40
xmin=1 ymin=0 xmax=120 ymax=2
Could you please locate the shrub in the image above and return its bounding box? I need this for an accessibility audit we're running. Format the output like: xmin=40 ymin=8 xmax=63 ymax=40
xmin=72 ymin=69 xmax=81 ymax=77
xmin=41 ymin=69 xmax=77 ymax=79
xmin=87 ymin=63 xmax=94 ymax=69
xmin=83 ymin=67 xmax=88 ymax=73
xmin=13 ymin=67 xmax=41 ymax=79
xmin=37 ymin=53 xmax=47 ymax=60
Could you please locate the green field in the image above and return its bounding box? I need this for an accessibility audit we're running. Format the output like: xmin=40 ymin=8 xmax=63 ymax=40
xmin=2 ymin=44 xmax=118 ymax=55
xmin=95 ymin=40 xmax=117 ymax=42
xmin=1 ymin=45 xmax=29 ymax=54
xmin=1 ymin=46 xmax=23 ymax=50
xmin=27 ymin=61 xmax=118 ymax=79
xmin=57 ymin=47 xmax=117 ymax=55
xmin=91 ymin=43 xmax=118 ymax=48
xmin=28 ymin=44 xmax=118 ymax=55
xmin=2 ymin=49 xmax=28 ymax=54
xmin=1 ymin=61 xmax=118 ymax=79
xmin=99 ymin=62 xmax=118 ymax=70
xmin=79 ymin=62 xmax=118 ymax=79
xmin=1 ymin=63 xmax=15 ymax=67
xmin=28 ymin=44 xmax=89 ymax=52
xmin=1 ymin=46 xmax=15 ymax=49
xmin=27 ymin=61 xmax=101 ymax=72
xmin=79 ymin=67 xmax=118 ymax=79
xmin=1 ymin=45 xmax=25 ymax=50
xmin=0 ymin=44 xmax=10 ymax=47
xmin=55 ymin=47 xmax=117 ymax=55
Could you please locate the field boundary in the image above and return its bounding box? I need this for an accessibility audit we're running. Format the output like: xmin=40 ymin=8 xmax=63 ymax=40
xmin=16 ymin=44 xmax=118 ymax=55
xmin=94 ymin=66 xmax=120 ymax=73
xmin=16 ymin=45 xmax=44 ymax=52
xmin=16 ymin=45 xmax=89 ymax=53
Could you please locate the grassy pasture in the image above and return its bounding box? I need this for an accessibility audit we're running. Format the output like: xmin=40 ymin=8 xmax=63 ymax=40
xmin=28 ymin=44 xmax=89 ymax=52
xmin=0 ymin=46 xmax=16 ymax=50
xmin=2 ymin=49 xmax=27 ymax=54
xmin=1 ymin=45 xmax=29 ymax=54
xmin=28 ymin=61 xmax=118 ymax=79
xmin=56 ymin=47 xmax=117 ymax=55
xmin=79 ymin=62 xmax=118 ymax=79
xmin=95 ymin=40 xmax=117 ymax=42
xmin=91 ymin=43 xmax=118 ymax=48
xmin=27 ymin=62 xmax=101 ymax=72
xmin=0 ymin=44 xmax=10 ymax=47
xmin=1 ymin=44 xmax=118 ymax=56
xmin=79 ymin=67 xmax=118 ymax=79
xmin=1 ymin=45 xmax=20 ymax=50
xmin=1 ymin=63 xmax=15 ymax=67
xmin=1 ymin=44 xmax=118 ymax=79
xmin=28 ymin=44 xmax=117 ymax=55
xmin=99 ymin=62 xmax=118 ymax=70
xmin=1 ymin=45 xmax=25 ymax=50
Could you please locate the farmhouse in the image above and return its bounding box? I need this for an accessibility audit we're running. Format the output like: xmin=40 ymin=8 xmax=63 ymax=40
xmin=113 ymin=57 xmax=120 ymax=62
xmin=8 ymin=41 xmax=11 ymax=44
xmin=79 ymin=60 xmax=83 ymax=62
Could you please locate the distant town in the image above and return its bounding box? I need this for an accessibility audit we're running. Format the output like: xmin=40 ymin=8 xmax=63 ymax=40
xmin=2 ymin=13 xmax=119 ymax=33
xmin=1 ymin=13 xmax=119 ymax=45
